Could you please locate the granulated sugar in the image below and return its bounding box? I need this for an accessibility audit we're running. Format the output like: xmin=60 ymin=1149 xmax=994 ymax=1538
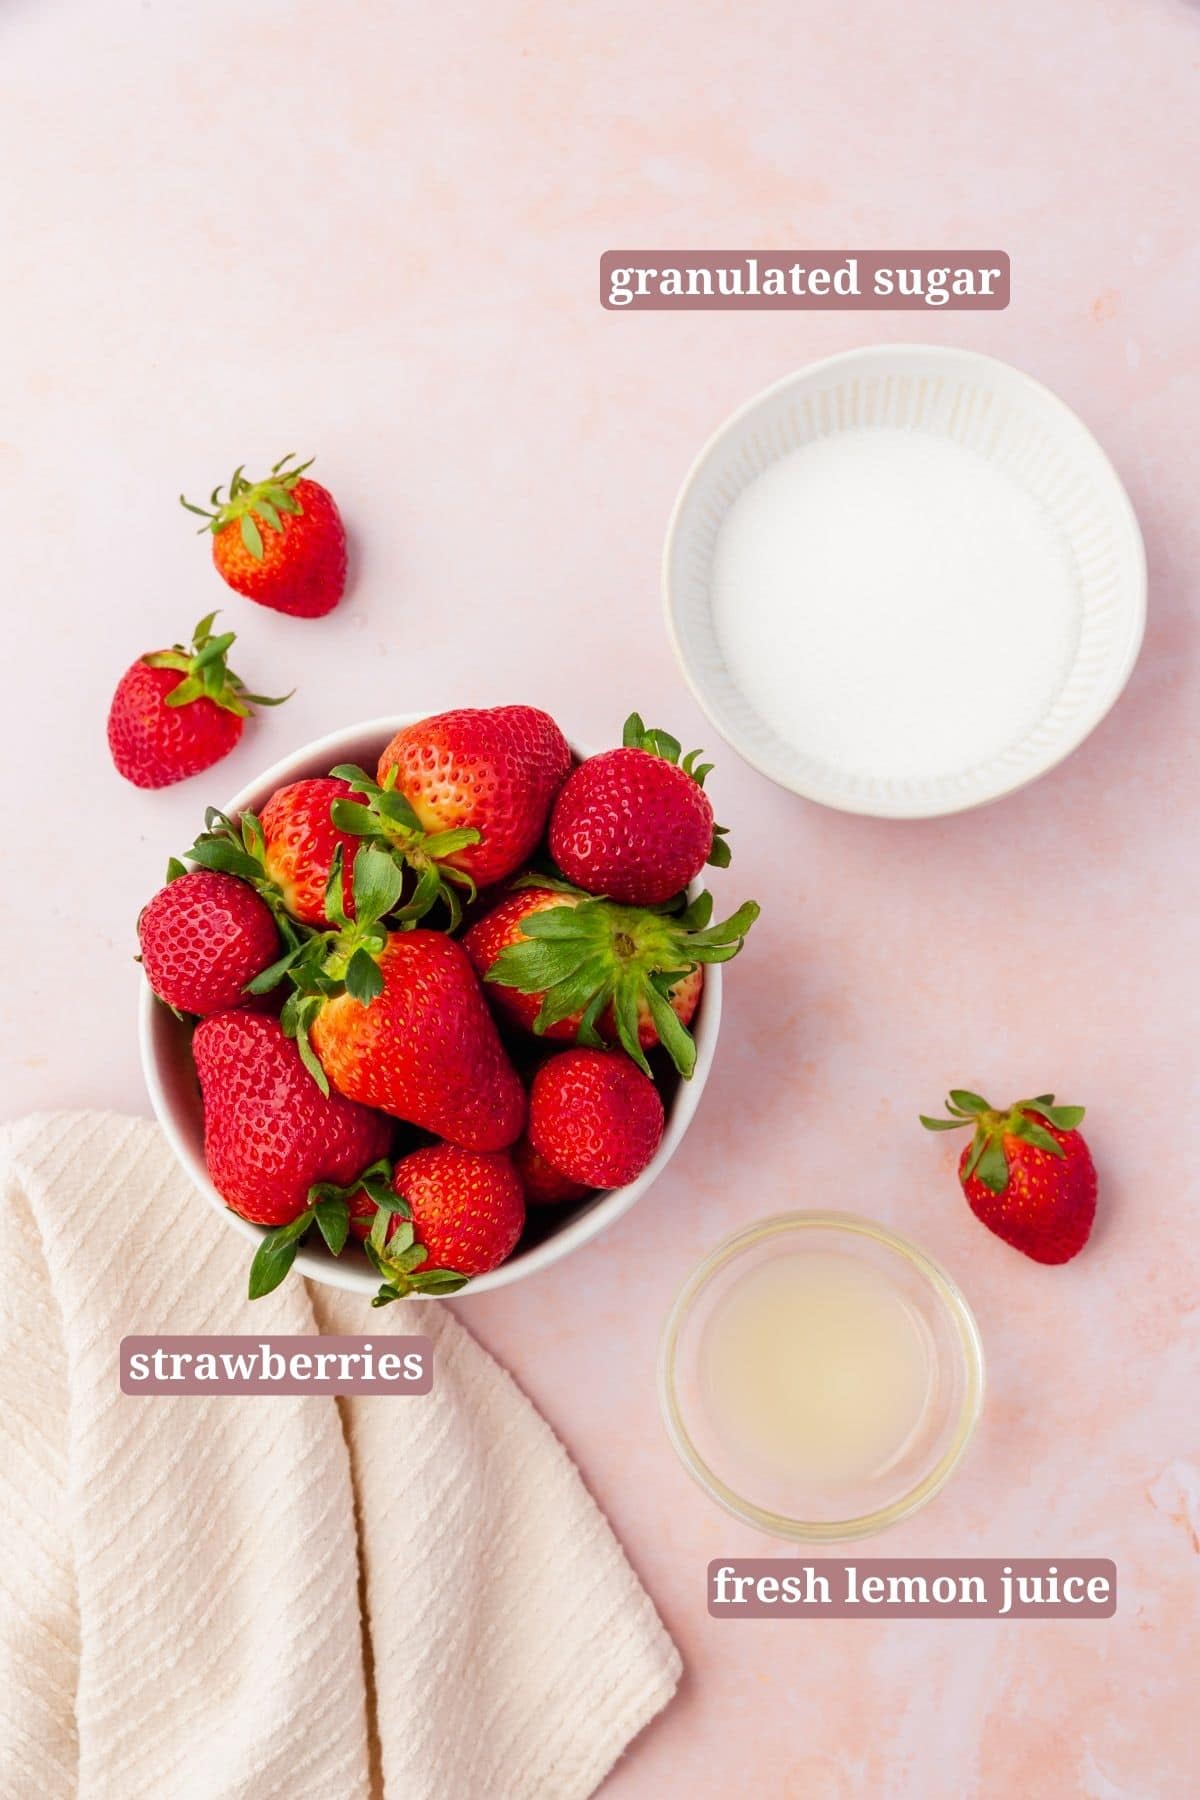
xmin=710 ymin=428 xmax=1079 ymax=783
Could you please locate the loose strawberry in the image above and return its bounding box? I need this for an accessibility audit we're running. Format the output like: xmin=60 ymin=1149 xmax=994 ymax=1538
xmin=512 ymin=1135 xmax=590 ymax=1206
xmin=548 ymin=713 xmax=730 ymax=905
xmin=138 ymin=867 xmax=279 ymax=1015
xmin=465 ymin=879 xmax=757 ymax=1078
xmin=107 ymin=612 xmax=288 ymax=789
xmin=272 ymin=844 xmax=526 ymax=1149
xmin=920 ymin=1089 xmax=1097 ymax=1265
xmin=192 ymin=1011 xmax=392 ymax=1228
xmin=349 ymin=1145 xmax=526 ymax=1302
xmin=374 ymin=705 xmax=572 ymax=889
xmin=527 ymin=1048 xmax=664 ymax=1189
xmin=181 ymin=455 xmax=347 ymax=617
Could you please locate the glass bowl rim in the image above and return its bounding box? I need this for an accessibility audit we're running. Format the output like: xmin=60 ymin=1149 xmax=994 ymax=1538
xmin=658 ymin=1210 xmax=986 ymax=1542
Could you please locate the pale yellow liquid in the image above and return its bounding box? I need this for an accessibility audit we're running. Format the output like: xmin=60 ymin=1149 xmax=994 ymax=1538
xmin=701 ymin=1251 xmax=935 ymax=1488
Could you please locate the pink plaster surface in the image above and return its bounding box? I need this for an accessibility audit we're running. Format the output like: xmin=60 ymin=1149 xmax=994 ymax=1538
xmin=2 ymin=2 xmax=1197 ymax=1793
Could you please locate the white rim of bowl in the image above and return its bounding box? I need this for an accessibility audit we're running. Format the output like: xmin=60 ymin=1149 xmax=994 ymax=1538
xmin=658 ymin=1211 xmax=985 ymax=1541
xmin=662 ymin=344 xmax=1147 ymax=819
xmin=139 ymin=715 xmax=723 ymax=1297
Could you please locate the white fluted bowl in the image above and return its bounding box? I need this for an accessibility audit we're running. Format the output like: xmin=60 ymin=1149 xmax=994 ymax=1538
xmin=665 ymin=345 xmax=1146 ymax=817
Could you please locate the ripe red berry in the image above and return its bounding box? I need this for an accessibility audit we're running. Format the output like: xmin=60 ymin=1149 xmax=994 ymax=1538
xmin=182 ymin=456 xmax=347 ymax=618
xmin=139 ymin=870 xmax=280 ymax=1015
xmin=548 ymin=715 xmax=727 ymax=905
xmin=465 ymin=882 xmax=752 ymax=1082
xmin=375 ymin=704 xmax=572 ymax=888
xmin=921 ymin=1090 xmax=1098 ymax=1265
xmin=349 ymin=1145 xmax=526 ymax=1282
xmin=308 ymin=928 xmax=527 ymax=1152
xmin=259 ymin=777 xmax=365 ymax=926
xmin=527 ymin=1048 xmax=665 ymax=1189
xmin=108 ymin=614 xmax=286 ymax=790
xmin=193 ymin=1012 xmax=392 ymax=1226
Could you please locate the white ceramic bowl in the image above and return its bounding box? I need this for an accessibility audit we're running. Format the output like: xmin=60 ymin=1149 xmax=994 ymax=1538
xmin=139 ymin=715 xmax=721 ymax=1296
xmin=664 ymin=344 xmax=1146 ymax=818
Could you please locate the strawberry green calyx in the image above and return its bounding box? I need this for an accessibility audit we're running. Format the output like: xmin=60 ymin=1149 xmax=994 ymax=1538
xmin=327 ymin=762 xmax=481 ymax=931
xmin=919 ymin=1091 xmax=1087 ymax=1195
xmin=621 ymin=712 xmax=731 ymax=868
xmin=247 ymin=1157 xmax=392 ymax=1299
xmin=316 ymin=843 xmax=403 ymax=996
xmin=142 ymin=612 xmax=291 ymax=718
xmin=277 ymin=844 xmax=411 ymax=1093
xmin=180 ymin=454 xmax=315 ymax=562
xmin=489 ymin=876 xmax=759 ymax=1079
xmin=361 ymin=1183 xmax=469 ymax=1306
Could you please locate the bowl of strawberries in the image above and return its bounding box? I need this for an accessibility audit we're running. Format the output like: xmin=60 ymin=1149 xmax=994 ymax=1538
xmin=139 ymin=704 xmax=759 ymax=1302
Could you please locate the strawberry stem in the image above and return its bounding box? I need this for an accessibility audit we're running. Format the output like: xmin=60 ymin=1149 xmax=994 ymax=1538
xmin=246 ymin=1157 xmax=397 ymax=1299
xmin=356 ymin=1173 xmax=468 ymax=1303
xmin=143 ymin=613 xmax=291 ymax=718
xmin=487 ymin=881 xmax=759 ymax=1079
xmin=328 ymin=762 xmax=481 ymax=932
xmin=179 ymin=454 xmax=315 ymax=560
xmin=920 ymin=1091 xmax=1086 ymax=1196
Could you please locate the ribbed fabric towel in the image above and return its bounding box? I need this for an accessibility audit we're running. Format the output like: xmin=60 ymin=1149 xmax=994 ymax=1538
xmin=0 ymin=1113 xmax=680 ymax=1800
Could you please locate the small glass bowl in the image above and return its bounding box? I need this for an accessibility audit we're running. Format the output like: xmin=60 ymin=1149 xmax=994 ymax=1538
xmin=658 ymin=1213 xmax=985 ymax=1542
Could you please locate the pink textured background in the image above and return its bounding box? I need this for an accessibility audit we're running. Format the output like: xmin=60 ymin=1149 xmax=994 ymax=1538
xmin=2 ymin=2 xmax=1197 ymax=1794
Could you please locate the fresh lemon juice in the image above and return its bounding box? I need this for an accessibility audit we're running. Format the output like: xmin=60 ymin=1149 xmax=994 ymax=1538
xmin=700 ymin=1250 xmax=936 ymax=1487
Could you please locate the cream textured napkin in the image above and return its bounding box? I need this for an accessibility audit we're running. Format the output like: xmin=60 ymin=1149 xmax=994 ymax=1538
xmin=0 ymin=1113 xmax=679 ymax=1800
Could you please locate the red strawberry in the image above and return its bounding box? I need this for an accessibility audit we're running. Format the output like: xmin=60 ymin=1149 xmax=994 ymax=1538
xmin=290 ymin=859 xmax=526 ymax=1151
xmin=548 ymin=714 xmax=729 ymax=905
xmin=182 ymin=455 xmax=347 ymax=618
xmin=193 ymin=1011 xmax=392 ymax=1227
xmin=527 ymin=1048 xmax=664 ymax=1189
xmin=349 ymin=1145 xmax=525 ymax=1300
xmin=259 ymin=778 xmax=364 ymax=926
xmin=464 ymin=882 xmax=755 ymax=1077
xmin=182 ymin=770 xmax=471 ymax=940
xmin=921 ymin=1089 xmax=1097 ymax=1265
xmin=107 ymin=613 xmax=287 ymax=789
xmin=512 ymin=1135 xmax=590 ymax=1206
xmin=374 ymin=705 xmax=572 ymax=888
xmin=139 ymin=869 xmax=279 ymax=1015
